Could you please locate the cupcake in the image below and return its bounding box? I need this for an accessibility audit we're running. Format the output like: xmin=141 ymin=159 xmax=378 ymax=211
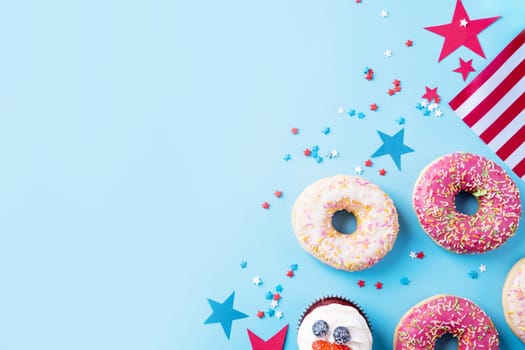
xmin=298 ymin=296 xmax=372 ymax=350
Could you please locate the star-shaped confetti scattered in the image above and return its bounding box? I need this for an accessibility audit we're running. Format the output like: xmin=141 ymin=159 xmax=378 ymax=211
xmin=327 ymin=149 xmax=339 ymax=159
xmin=257 ymin=310 xmax=265 ymax=319
xmin=396 ymin=117 xmax=406 ymax=125
xmin=371 ymin=129 xmax=414 ymax=170
xmin=405 ymin=39 xmax=413 ymax=47
xmin=384 ymin=49 xmax=393 ymax=58
xmin=204 ymin=292 xmax=249 ymax=339
xmin=453 ymin=57 xmax=476 ymax=81
xmin=253 ymin=276 xmax=263 ymax=286
xmin=416 ymin=251 xmax=425 ymax=259
xmin=380 ymin=10 xmax=388 ymax=18
xmin=357 ymin=280 xmax=365 ymax=288
xmin=409 ymin=251 xmax=417 ymax=259
xmin=400 ymin=277 xmax=410 ymax=286
xmin=322 ymin=127 xmax=331 ymax=135
xmin=479 ymin=264 xmax=487 ymax=272
xmin=286 ymin=270 xmax=294 ymax=278
xmin=434 ymin=109 xmax=444 ymax=118
xmin=240 ymin=260 xmax=248 ymax=269
xmin=262 ymin=202 xmax=270 ymax=210
xmin=375 ymin=281 xmax=383 ymax=290
xmin=348 ymin=109 xmax=356 ymax=117
xmin=354 ymin=166 xmax=364 ymax=175
xmin=468 ymin=270 xmax=479 ymax=279
xmin=379 ymin=168 xmax=387 ymax=176
xmin=424 ymin=0 xmax=500 ymax=62
xmin=337 ymin=107 xmax=345 ymax=115
xmin=274 ymin=190 xmax=283 ymax=198
xmin=290 ymin=127 xmax=299 ymax=135
xmin=247 ymin=324 xmax=289 ymax=350
xmin=364 ymin=67 xmax=374 ymax=80
xmin=275 ymin=311 xmax=284 ymax=319
xmin=303 ymin=148 xmax=311 ymax=157
xmin=290 ymin=264 xmax=298 ymax=271
xmin=283 ymin=154 xmax=291 ymax=162
xmin=422 ymin=86 xmax=439 ymax=102
xmin=275 ymin=285 xmax=283 ymax=293
xmin=357 ymin=112 xmax=366 ymax=119
xmin=364 ymin=159 xmax=373 ymax=167
xmin=270 ymin=300 xmax=279 ymax=308
xmin=370 ymin=103 xmax=378 ymax=111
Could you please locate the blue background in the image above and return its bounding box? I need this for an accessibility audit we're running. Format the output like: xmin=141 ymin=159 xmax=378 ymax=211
xmin=0 ymin=0 xmax=523 ymax=349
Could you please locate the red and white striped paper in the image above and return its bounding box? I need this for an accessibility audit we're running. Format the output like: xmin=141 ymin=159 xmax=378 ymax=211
xmin=449 ymin=29 xmax=524 ymax=180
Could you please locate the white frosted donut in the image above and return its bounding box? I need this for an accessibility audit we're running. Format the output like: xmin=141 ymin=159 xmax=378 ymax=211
xmin=291 ymin=175 xmax=399 ymax=271
xmin=502 ymin=257 xmax=525 ymax=343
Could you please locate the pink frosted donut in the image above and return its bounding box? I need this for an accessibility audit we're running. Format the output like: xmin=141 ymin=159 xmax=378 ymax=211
xmin=502 ymin=257 xmax=525 ymax=343
xmin=413 ymin=152 xmax=521 ymax=254
xmin=291 ymin=175 xmax=399 ymax=271
xmin=394 ymin=295 xmax=499 ymax=349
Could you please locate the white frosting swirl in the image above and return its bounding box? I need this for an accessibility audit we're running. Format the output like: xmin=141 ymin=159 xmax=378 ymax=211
xmin=297 ymin=303 xmax=372 ymax=350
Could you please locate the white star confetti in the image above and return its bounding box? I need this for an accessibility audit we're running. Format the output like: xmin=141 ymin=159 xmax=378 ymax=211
xmin=337 ymin=106 xmax=345 ymax=115
xmin=460 ymin=18 xmax=468 ymax=27
xmin=428 ymin=102 xmax=439 ymax=111
xmin=380 ymin=10 xmax=388 ymax=18
xmin=409 ymin=251 xmax=417 ymax=259
xmin=270 ymin=300 xmax=279 ymax=308
xmin=354 ymin=166 xmax=363 ymax=175
xmin=384 ymin=49 xmax=393 ymax=58
xmin=479 ymin=264 xmax=487 ymax=272
xmin=419 ymin=100 xmax=429 ymax=108
xmin=435 ymin=109 xmax=443 ymax=117
xmin=252 ymin=276 xmax=263 ymax=286
xmin=329 ymin=149 xmax=339 ymax=158
xmin=275 ymin=311 xmax=284 ymax=319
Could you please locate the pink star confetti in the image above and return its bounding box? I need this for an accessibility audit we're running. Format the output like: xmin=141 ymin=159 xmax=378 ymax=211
xmin=364 ymin=159 xmax=373 ymax=167
xmin=357 ymin=280 xmax=365 ymax=288
xmin=303 ymin=148 xmax=311 ymax=157
xmin=370 ymin=103 xmax=378 ymax=111
xmin=375 ymin=281 xmax=383 ymax=290
xmin=290 ymin=127 xmax=299 ymax=135
xmin=257 ymin=310 xmax=265 ymax=319
xmin=262 ymin=202 xmax=270 ymax=210
xmin=405 ymin=39 xmax=413 ymax=47
xmin=416 ymin=251 xmax=425 ymax=259
xmin=379 ymin=168 xmax=387 ymax=176
xmin=274 ymin=190 xmax=283 ymax=198
xmin=286 ymin=270 xmax=294 ymax=278
xmin=453 ymin=57 xmax=476 ymax=81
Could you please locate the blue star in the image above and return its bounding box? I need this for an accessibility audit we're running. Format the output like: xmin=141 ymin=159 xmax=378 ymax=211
xmin=371 ymin=129 xmax=414 ymax=170
xmin=204 ymin=292 xmax=249 ymax=339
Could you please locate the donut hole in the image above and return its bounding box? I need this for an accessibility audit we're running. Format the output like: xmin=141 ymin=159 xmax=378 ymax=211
xmin=434 ymin=333 xmax=458 ymax=350
xmin=454 ymin=191 xmax=479 ymax=215
xmin=332 ymin=210 xmax=357 ymax=234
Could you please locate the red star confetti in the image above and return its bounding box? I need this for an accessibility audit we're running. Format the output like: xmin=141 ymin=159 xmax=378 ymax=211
xmin=375 ymin=281 xmax=383 ymax=290
xmin=286 ymin=270 xmax=294 ymax=278
xmin=303 ymin=148 xmax=312 ymax=157
xmin=290 ymin=127 xmax=299 ymax=135
xmin=364 ymin=159 xmax=373 ymax=167
xmin=355 ymin=0 xmax=361 ymax=3
xmin=405 ymin=39 xmax=413 ymax=47
xmin=370 ymin=103 xmax=378 ymax=111
xmin=453 ymin=57 xmax=476 ymax=81
xmin=273 ymin=293 xmax=281 ymax=301
xmin=262 ymin=202 xmax=270 ymax=210
xmin=422 ymin=86 xmax=440 ymax=102
xmin=416 ymin=251 xmax=425 ymax=259
xmin=387 ymin=88 xmax=395 ymax=96
xmin=364 ymin=67 xmax=374 ymax=81
xmin=257 ymin=310 xmax=265 ymax=319
xmin=247 ymin=324 xmax=289 ymax=350
xmin=274 ymin=190 xmax=283 ymax=198
xmin=357 ymin=280 xmax=365 ymax=288
xmin=379 ymin=168 xmax=387 ymax=176
xmin=424 ymin=0 xmax=500 ymax=62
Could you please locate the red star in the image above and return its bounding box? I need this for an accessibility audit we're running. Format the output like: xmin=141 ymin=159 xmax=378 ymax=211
xmin=357 ymin=280 xmax=365 ymax=288
xmin=262 ymin=202 xmax=270 ymax=209
xmin=393 ymin=79 xmax=401 ymax=86
xmin=290 ymin=127 xmax=299 ymax=135
xmin=417 ymin=251 xmax=425 ymax=259
xmin=405 ymin=39 xmax=413 ymax=47
xmin=304 ymin=148 xmax=311 ymax=157
xmin=379 ymin=168 xmax=387 ymax=176
xmin=274 ymin=190 xmax=283 ymax=198
xmin=370 ymin=103 xmax=378 ymax=111
xmin=247 ymin=325 xmax=289 ymax=350
xmin=453 ymin=57 xmax=476 ymax=81
xmin=273 ymin=293 xmax=281 ymax=301
xmin=286 ymin=270 xmax=294 ymax=278
xmin=375 ymin=281 xmax=383 ymax=289
xmin=364 ymin=159 xmax=372 ymax=167
xmin=257 ymin=310 xmax=265 ymax=319
xmin=422 ymin=86 xmax=439 ymax=102
xmin=394 ymin=85 xmax=401 ymax=92
xmin=424 ymin=0 xmax=500 ymax=62
xmin=387 ymin=88 xmax=395 ymax=96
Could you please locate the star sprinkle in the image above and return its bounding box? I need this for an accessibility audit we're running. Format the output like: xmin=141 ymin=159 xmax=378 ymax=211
xmin=337 ymin=107 xmax=345 ymax=115
xmin=400 ymin=277 xmax=410 ymax=286
xmin=357 ymin=112 xmax=366 ymax=119
xmin=257 ymin=310 xmax=265 ymax=319
xmin=375 ymin=281 xmax=383 ymax=290
xmin=409 ymin=251 xmax=417 ymax=259
xmin=453 ymin=57 xmax=476 ymax=81
xmin=370 ymin=103 xmax=378 ymax=111
xmin=290 ymin=264 xmax=298 ymax=271
xmin=434 ymin=109 xmax=444 ymax=118
xmin=424 ymin=0 xmax=500 ymax=62
xmin=322 ymin=127 xmax=331 ymax=135
xmin=380 ymin=10 xmax=388 ymax=18
xmin=328 ymin=149 xmax=339 ymax=159
xmin=270 ymin=300 xmax=279 ymax=309
xmin=253 ymin=276 xmax=263 ymax=286
xmin=275 ymin=285 xmax=283 ymax=293
xmin=240 ymin=260 xmax=248 ymax=269
xmin=275 ymin=311 xmax=284 ymax=319
xmin=468 ymin=270 xmax=479 ymax=279
xmin=247 ymin=324 xmax=289 ymax=350
xmin=384 ymin=49 xmax=393 ymax=58
xmin=290 ymin=127 xmax=299 ymax=135
xmin=204 ymin=292 xmax=249 ymax=339
xmin=274 ymin=190 xmax=283 ymax=198
xmin=348 ymin=109 xmax=356 ymax=117
xmin=371 ymin=129 xmax=414 ymax=170
xmin=364 ymin=67 xmax=374 ymax=81
xmin=396 ymin=117 xmax=406 ymax=125
xmin=262 ymin=202 xmax=270 ymax=210
xmin=286 ymin=270 xmax=294 ymax=278
xmin=422 ymin=86 xmax=439 ymax=102
xmin=364 ymin=159 xmax=373 ymax=167
xmin=405 ymin=39 xmax=413 ymax=47
xmin=267 ymin=309 xmax=275 ymax=318
xmin=354 ymin=166 xmax=364 ymax=175
xmin=416 ymin=251 xmax=425 ymax=259
xmin=282 ymin=154 xmax=291 ymax=162
xmin=357 ymin=280 xmax=365 ymax=288
xmin=479 ymin=264 xmax=487 ymax=272
xmin=379 ymin=168 xmax=387 ymax=176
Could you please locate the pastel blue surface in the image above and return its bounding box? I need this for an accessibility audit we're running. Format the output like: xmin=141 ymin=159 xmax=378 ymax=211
xmin=0 ymin=1 xmax=523 ymax=349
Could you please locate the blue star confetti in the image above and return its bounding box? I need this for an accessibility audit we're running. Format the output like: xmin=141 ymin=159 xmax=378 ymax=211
xmin=400 ymin=277 xmax=410 ymax=285
xmin=204 ymin=292 xmax=249 ymax=339
xmin=371 ymin=128 xmax=414 ymax=170
xmin=468 ymin=270 xmax=479 ymax=279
